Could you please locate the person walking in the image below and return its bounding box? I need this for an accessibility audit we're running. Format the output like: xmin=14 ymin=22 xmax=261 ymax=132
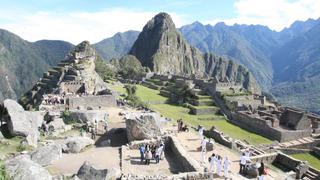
xmin=217 ymin=156 xmax=222 ymax=177
xmin=209 ymin=153 xmax=217 ymax=173
xmin=198 ymin=126 xmax=204 ymax=140
xmin=155 ymin=145 xmax=163 ymax=163
xmin=223 ymin=156 xmax=231 ymax=179
xmin=139 ymin=145 xmax=145 ymax=163
xmin=159 ymin=142 xmax=165 ymax=160
xmin=201 ymin=137 xmax=208 ymax=163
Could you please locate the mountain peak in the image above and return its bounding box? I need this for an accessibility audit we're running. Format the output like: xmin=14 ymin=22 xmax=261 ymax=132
xmin=144 ymin=12 xmax=176 ymax=32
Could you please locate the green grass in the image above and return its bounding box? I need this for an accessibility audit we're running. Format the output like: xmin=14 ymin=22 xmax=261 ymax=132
xmin=291 ymin=153 xmax=320 ymax=170
xmin=150 ymin=103 xmax=272 ymax=145
xmin=0 ymin=137 xmax=24 ymax=157
xmin=108 ymin=81 xmax=272 ymax=145
xmin=0 ymin=160 xmax=9 ymax=180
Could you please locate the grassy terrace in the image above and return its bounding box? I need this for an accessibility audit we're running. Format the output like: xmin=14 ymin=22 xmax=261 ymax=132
xmin=291 ymin=153 xmax=320 ymax=170
xmin=107 ymin=82 xmax=272 ymax=145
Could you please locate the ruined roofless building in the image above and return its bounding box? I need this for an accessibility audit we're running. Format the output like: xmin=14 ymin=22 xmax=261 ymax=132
xmin=19 ymin=41 xmax=113 ymax=110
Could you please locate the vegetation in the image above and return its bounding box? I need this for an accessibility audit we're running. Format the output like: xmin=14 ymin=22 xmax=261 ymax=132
xmin=61 ymin=110 xmax=77 ymax=124
xmin=124 ymin=85 xmax=148 ymax=108
xmin=0 ymin=137 xmax=24 ymax=157
xmin=291 ymin=153 xmax=320 ymax=170
xmin=0 ymin=160 xmax=9 ymax=180
xmin=95 ymin=56 xmax=116 ymax=81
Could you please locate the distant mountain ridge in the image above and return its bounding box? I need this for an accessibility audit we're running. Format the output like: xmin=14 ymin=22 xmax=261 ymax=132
xmin=0 ymin=29 xmax=73 ymax=101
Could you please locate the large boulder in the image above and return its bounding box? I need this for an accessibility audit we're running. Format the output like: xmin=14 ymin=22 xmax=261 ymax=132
xmin=5 ymin=155 xmax=52 ymax=180
xmin=30 ymin=144 xmax=62 ymax=166
xmin=77 ymin=161 xmax=107 ymax=180
xmin=125 ymin=112 xmax=162 ymax=142
xmin=62 ymin=136 xmax=94 ymax=153
xmin=69 ymin=110 xmax=108 ymax=124
xmin=49 ymin=118 xmax=66 ymax=130
xmin=2 ymin=99 xmax=44 ymax=147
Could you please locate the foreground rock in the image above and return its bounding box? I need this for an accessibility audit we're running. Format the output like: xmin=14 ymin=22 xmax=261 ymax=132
xmin=62 ymin=136 xmax=94 ymax=153
xmin=30 ymin=144 xmax=62 ymax=166
xmin=69 ymin=110 xmax=108 ymax=124
xmin=1 ymin=99 xmax=44 ymax=147
xmin=77 ymin=161 xmax=108 ymax=180
xmin=5 ymin=155 xmax=52 ymax=180
xmin=126 ymin=112 xmax=162 ymax=141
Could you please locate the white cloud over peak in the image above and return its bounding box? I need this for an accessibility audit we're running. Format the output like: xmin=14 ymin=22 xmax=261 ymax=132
xmin=206 ymin=0 xmax=320 ymax=31
xmin=0 ymin=8 xmax=186 ymax=44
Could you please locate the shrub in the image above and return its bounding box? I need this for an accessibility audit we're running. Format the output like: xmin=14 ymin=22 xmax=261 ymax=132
xmin=61 ymin=110 xmax=77 ymax=124
xmin=0 ymin=160 xmax=9 ymax=180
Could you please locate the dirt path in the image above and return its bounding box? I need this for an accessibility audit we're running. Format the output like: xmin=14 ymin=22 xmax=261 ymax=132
xmin=48 ymin=107 xmax=135 ymax=176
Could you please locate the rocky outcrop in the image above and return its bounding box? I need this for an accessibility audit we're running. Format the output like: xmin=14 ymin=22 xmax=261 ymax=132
xmin=130 ymin=13 xmax=260 ymax=92
xmin=125 ymin=113 xmax=162 ymax=142
xmin=30 ymin=144 xmax=62 ymax=166
xmin=1 ymin=99 xmax=43 ymax=147
xmin=19 ymin=41 xmax=110 ymax=110
xmin=77 ymin=161 xmax=108 ymax=180
xmin=5 ymin=155 xmax=52 ymax=180
xmin=62 ymin=136 xmax=94 ymax=153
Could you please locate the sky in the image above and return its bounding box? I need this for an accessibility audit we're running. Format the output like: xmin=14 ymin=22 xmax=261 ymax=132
xmin=0 ymin=0 xmax=319 ymax=44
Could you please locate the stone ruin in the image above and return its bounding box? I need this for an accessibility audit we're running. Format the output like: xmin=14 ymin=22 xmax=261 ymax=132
xmin=231 ymin=106 xmax=320 ymax=142
xmin=19 ymin=41 xmax=114 ymax=111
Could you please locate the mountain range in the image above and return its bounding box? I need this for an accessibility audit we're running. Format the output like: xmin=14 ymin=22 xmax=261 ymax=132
xmin=0 ymin=15 xmax=319 ymax=113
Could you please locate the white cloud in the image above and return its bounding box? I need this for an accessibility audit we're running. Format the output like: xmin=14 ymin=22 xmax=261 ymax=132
xmin=0 ymin=8 xmax=186 ymax=44
xmin=205 ymin=0 xmax=320 ymax=31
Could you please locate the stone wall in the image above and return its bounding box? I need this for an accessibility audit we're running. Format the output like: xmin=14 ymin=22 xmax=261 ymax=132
xmin=66 ymin=95 xmax=116 ymax=110
xmin=167 ymin=136 xmax=202 ymax=172
xmin=250 ymin=153 xmax=278 ymax=164
xmin=204 ymin=129 xmax=233 ymax=149
xmin=189 ymin=106 xmax=219 ymax=115
xmin=232 ymin=111 xmax=312 ymax=142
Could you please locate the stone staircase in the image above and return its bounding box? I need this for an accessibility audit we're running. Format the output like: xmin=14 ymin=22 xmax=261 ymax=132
xmin=275 ymin=137 xmax=315 ymax=149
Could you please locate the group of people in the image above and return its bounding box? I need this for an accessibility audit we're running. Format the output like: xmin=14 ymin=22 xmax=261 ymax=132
xmin=177 ymin=119 xmax=189 ymax=132
xmin=209 ymin=153 xmax=232 ymax=178
xmin=139 ymin=142 xmax=165 ymax=165
xmin=80 ymin=114 xmax=109 ymax=140
xmin=43 ymin=94 xmax=64 ymax=105
xmin=239 ymin=148 xmax=267 ymax=180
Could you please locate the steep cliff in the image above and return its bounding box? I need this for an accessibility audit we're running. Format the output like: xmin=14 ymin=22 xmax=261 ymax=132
xmin=130 ymin=13 xmax=260 ymax=92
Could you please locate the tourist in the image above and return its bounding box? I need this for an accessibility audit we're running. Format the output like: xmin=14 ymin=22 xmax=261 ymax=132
xmin=223 ymin=156 xmax=231 ymax=179
xmin=91 ymin=126 xmax=96 ymax=140
xmin=209 ymin=153 xmax=216 ymax=173
xmin=239 ymin=152 xmax=250 ymax=175
xmin=244 ymin=148 xmax=252 ymax=158
xmin=201 ymin=137 xmax=208 ymax=163
xmin=216 ymin=155 xmax=222 ymax=177
xmin=199 ymin=126 xmax=204 ymax=139
xmin=80 ymin=127 xmax=85 ymax=137
xmin=177 ymin=119 xmax=182 ymax=132
xmin=155 ymin=145 xmax=163 ymax=163
xmin=151 ymin=145 xmax=157 ymax=159
xmin=258 ymin=161 xmax=267 ymax=180
xmin=139 ymin=145 xmax=145 ymax=163
xmin=145 ymin=149 xmax=152 ymax=165
xmin=159 ymin=142 xmax=165 ymax=160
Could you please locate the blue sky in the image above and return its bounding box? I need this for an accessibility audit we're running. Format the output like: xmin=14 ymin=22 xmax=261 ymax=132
xmin=0 ymin=0 xmax=319 ymax=44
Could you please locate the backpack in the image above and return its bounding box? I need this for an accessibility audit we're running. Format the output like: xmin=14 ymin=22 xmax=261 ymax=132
xmin=208 ymin=157 xmax=211 ymax=162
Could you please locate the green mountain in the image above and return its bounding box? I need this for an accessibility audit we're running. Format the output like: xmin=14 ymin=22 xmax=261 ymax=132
xmin=129 ymin=13 xmax=260 ymax=93
xmin=94 ymin=30 xmax=139 ymax=61
xmin=271 ymin=23 xmax=320 ymax=113
xmin=0 ymin=29 xmax=73 ymax=101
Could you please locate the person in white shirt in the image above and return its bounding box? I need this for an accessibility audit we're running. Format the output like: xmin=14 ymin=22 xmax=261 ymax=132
xmin=209 ymin=153 xmax=217 ymax=173
xmin=244 ymin=148 xmax=251 ymax=158
xmin=198 ymin=126 xmax=204 ymax=139
xmin=216 ymin=155 xmax=222 ymax=176
xmin=201 ymin=137 xmax=208 ymax=163
xmin=155 ymin=145 xmax=163 ymax=163
xmin=239 ymin=152 xmax=250 ymax=174
xmin=224 ymin=156 xmax=231 ymax=178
